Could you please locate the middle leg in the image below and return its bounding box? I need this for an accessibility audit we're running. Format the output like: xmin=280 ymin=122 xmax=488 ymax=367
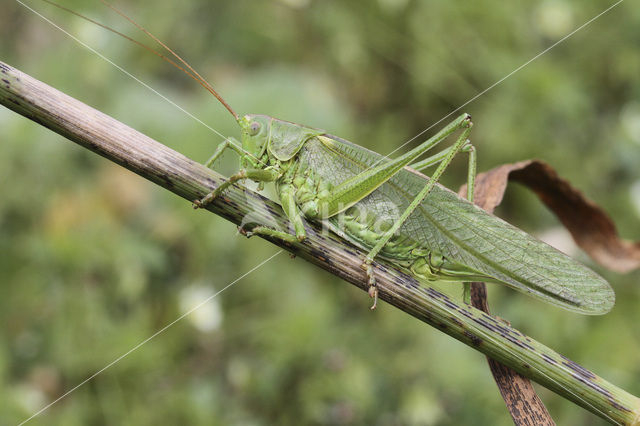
xmin=193 ymin=168 xmax=280 ymax=208
xmin=238 ymin=180 xmax=307 ymax=243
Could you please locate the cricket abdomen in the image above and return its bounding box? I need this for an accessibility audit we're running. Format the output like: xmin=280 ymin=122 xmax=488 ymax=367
xmin=335 ymin=205 xmax=497 ymax=283
xmin=285 ymin=139 xmax=497 ymax=285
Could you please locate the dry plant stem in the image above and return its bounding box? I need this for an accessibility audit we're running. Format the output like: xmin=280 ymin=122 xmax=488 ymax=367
xmin=468 ymin=185 xmax=554 ymax=425
xmin=471 ymin=283 xmax=555 ymax=426
xmin=1 ymin=61 xmax=639 ymax=426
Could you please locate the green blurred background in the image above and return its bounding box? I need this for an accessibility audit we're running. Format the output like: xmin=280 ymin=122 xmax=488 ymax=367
xmin=1 ymin=0 xmax=639 ymax=424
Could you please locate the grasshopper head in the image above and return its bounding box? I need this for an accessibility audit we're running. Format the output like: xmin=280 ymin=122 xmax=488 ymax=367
xmin=239 ymin=114 xmax=271 ymax=160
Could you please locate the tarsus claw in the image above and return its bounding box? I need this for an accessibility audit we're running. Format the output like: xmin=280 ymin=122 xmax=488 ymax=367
xmin=368 ymin=286 xmax=378 ymax=310
xmin=237 ymin=225 xmax=254 ymax=238
xmin=363 ymin=261 xmax=378 ymax=310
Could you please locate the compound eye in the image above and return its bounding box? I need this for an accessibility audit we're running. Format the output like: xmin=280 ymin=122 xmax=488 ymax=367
xmin=249 ymin=121 xmax=261 ymax=136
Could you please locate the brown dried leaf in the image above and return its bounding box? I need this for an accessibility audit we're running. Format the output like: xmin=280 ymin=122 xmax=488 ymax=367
xmin=465 ymin=159 xmax=640 ymax=273
xmin=470 ymin=284 xmax=555 ymax=426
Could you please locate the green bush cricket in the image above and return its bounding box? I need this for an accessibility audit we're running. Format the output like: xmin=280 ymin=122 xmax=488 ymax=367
xmin=193 ymin=111 xmax=614 ymax=314
xmin=54 ymin=0 xmax=615 ymax=315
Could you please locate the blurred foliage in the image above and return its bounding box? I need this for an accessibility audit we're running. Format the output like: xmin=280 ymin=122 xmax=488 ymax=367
xmin=1 ymin=0 xmax=640 ymax=424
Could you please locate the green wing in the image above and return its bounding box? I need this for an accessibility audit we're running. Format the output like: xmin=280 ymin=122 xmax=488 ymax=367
xmin=297 ymin=135 xmax=614 ymax=315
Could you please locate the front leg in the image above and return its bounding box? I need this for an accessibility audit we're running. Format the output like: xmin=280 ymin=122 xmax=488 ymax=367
xmin=193 ymin=168 xmax=279 ymax=208
xmin=204 ymin=137 xmax=257 ymax=169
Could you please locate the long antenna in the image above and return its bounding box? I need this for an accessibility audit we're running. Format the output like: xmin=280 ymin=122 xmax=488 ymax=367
xmin=42 ymin=0 xmax=240 ymax=121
